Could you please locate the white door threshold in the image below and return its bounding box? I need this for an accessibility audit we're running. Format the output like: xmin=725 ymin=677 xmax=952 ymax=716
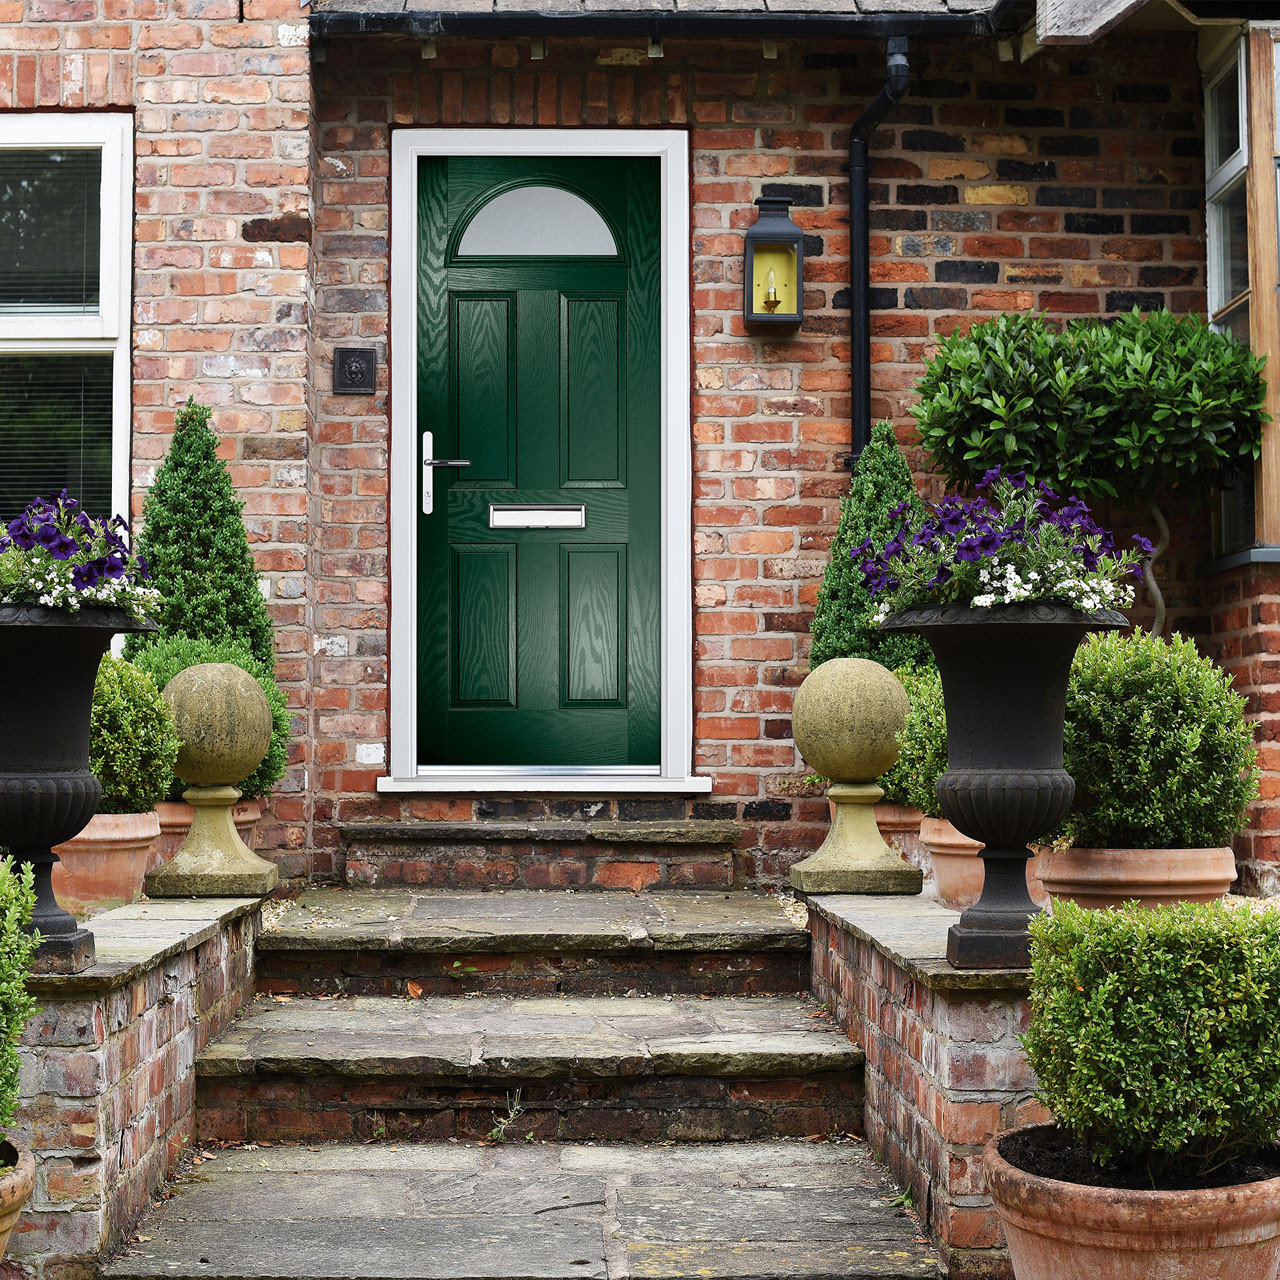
xmin=376 ymin=773 xmax=714 ymax=795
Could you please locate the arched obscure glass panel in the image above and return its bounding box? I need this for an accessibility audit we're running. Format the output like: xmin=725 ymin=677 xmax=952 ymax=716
xmin=456 ymin=185 xmax=618 ymax=257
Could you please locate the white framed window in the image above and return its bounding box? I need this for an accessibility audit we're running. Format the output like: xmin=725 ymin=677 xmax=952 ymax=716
xmin=0 ymin=114 xmax=132 ymax=522
xmin=1206 ymin=41 xmax=1250 ymax=334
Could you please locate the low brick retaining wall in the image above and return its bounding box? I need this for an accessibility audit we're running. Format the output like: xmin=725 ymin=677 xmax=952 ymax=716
xmin=9 ymin=899 xmax=261 ymax=1280
xmin=809 ymin=895 xmax=1041 ymax=1280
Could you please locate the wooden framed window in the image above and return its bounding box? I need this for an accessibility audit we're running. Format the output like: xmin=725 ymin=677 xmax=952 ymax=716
xmin=0 ymin=114 xmax=132 ymax=522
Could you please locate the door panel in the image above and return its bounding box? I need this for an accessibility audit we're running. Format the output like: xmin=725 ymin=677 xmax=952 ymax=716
xmin=416 ymin=155 xmax=661 ymax=768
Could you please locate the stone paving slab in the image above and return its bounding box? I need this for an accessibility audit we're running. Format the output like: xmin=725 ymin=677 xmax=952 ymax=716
xmin=103 ymin=1142 xmax=939 ymax=1280
xmin=198 ymin=994 xmax=860 ymax=1081
xmin=260 ymin=889 xmax=806 ymax=954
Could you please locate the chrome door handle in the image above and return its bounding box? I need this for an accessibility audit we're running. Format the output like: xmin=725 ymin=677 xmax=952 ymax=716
xmin=422 ymin=431 xmax=470 ymax=514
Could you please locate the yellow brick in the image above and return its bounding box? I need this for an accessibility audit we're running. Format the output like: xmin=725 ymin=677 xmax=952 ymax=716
xmin=972 ymin=133 xmax=1031 ymax=155
xmin=929 ymin=157 xmax=990 ymax=181
xmin=965 ymin=184 xmax=1029 ymax=206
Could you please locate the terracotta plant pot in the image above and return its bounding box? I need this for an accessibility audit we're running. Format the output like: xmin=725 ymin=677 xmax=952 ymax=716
xmin=922 ymin=817 xmax=1050 ymax=913
xmin=0 ymin=1143 xmax=35 ymax=1262
xmin=1034 ymin=846 xmax=1237 ymax=909
xmin=875 ymin=802 xmax=933 ymax=896
xmin=151 ymin=796 xmax=262 ymax=873
xmin=985 ymin=1123 xmax=1280 ymax=1279
xmin=52 ymin=810 xmax=161 ymax=917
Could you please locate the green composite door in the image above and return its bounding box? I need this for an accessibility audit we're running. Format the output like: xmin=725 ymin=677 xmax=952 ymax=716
xmin=416 ymin=156 xmax=661 ymax=767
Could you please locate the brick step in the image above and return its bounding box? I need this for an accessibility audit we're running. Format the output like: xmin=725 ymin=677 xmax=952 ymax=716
xmin=339 ymin=819 xmax=742 ymax=890
xmin=196 ymin=994 xmax=862 ymax=1144
xmin=256 ymin=888 xmax=809 ymax=997
xmin=102 ymin=1141 xmax=939 ymax=1280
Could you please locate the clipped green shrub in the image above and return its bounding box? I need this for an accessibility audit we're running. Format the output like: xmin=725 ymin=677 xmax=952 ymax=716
xmin=1061 ymin=630 xmax=1259 ymax=849
xmin=913 ymin=309 xmax=1266 ymax=506
xmin=809 ymin=420 xmax=933 ymax=672
xmin=131 ymin=635 xmax=289 ymax=802
xmin=1025 ymin=899 xmax=1280 ymax=1181
xmin=879 ymin=664 xmax=946 ymax=816
xmin=0 ymin=858 xmax=37 ymax=1141
xmin=89 ymin=657 xmax=180 ymax=815
xmin=125 ymin=397 xmax=275 ymax=670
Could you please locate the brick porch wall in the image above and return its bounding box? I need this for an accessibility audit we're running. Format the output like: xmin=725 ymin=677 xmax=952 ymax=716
xmin=309 ymin=28 xmax=1209 ymax=884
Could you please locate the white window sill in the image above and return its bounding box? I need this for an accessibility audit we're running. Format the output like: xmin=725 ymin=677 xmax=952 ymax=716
xmin=376 ymin=773 xmax=714 ymax=794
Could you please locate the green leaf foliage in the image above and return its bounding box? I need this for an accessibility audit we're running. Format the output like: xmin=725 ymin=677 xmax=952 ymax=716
xmin=1062 ymin=630 xmax=1259 ymax=849
xmin=131 ymin=635 xmax=290 ymax=802
xmin=1025 ymin=899 xmax=1280 ymax=1181
xmin=125 ymin=397 xmax=275 ymax=670
xmin=879 ymin=664 xmax=947 ymax=816
xmin=810 ymin=421 xmax=933 ymax=671
xmin=912 ymin=309 xmax=1267 ymax=505
xmin=89 ymin=657 xmax=180 ymax=815
xmin=0 ymin=858 xmax=37 ymax=1139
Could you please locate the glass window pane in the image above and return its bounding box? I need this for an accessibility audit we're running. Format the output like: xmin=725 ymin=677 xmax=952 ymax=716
xmin=1209 ymin=63 xmax=1241 ymax=174
xmin=0 ymin=148 xmax=102 ymax=314
xmin=0 ymin=354 xmax=113 ymax=519
xmin=1213 ymin=180 xmax=1250 ymax=307
xmin=457 ymin=186 xmax=618 ymax=256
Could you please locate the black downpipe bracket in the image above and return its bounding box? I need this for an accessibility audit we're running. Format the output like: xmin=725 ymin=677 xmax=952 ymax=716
xmin=848 ymin=35 xmax=909 ymax=461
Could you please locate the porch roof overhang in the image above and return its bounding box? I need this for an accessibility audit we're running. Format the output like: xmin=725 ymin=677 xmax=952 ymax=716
xmin=311 ymin=0 xmax=1028 ymax=41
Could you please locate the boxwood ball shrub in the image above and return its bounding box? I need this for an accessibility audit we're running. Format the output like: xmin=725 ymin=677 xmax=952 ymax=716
xmin=809 ymin=420 xmax=932 ymax=672
xmin=125 ymin=397 xmax=275 ymax=671
xmin=89 ymin=657 xmax=180 ymax=815
xmin=1025 ymin=899 xmax=1280 ymax=1181
xmin=131 ymin=635 xmax=289 ymax=802
xmin=878 ymin=664 xmax=947 ymax=818
xmin=0 ymin=858 xmax=37 ymax=1145
xmin=1061 ymin=630 xmax=1259 ymax=849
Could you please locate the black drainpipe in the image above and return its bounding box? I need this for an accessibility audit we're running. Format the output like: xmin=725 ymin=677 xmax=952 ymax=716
xmin=848 ymin=35 xmax=909 ymax=461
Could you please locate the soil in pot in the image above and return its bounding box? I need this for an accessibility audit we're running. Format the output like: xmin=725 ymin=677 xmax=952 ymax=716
xmin=1000 ymin=1125 xmax=1280 ymax=1193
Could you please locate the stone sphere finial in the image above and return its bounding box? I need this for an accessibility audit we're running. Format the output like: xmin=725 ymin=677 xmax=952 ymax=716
xmin=793 ymin=657 xmax=908 ymax=783
xmin=163 ymin=663 xmax=271 ymax=788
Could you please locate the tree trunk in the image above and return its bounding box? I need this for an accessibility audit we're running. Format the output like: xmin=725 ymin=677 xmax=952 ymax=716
xmin=1143 ymin=499 xmax=1170 ymax=637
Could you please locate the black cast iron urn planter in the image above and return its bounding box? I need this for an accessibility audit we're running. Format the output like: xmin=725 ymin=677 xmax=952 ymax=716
xmin=882 ymin=602 xmax=1128 ymax=969
xmin=0 ymin=604 xmax=154 ymax=973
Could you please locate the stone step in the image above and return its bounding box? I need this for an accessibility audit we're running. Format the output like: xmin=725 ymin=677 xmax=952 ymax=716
xmin=256 ymin=889 xmax=809 ymax=997
xmin=196 ymin=994 xmax=862 ymax=1144
xmin=339 ymin=819 xmax=742 ymax=891
xmin=102 ymin=1141 xmax=939 ymax=1280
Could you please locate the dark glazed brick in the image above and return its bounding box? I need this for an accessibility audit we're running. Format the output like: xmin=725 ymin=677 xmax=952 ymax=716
xmin=1170 ymin=189 xmax=1205 ymax=210
xmin=1035 ymin=186 xmax=1097 ymax=208
xmin=901 ymin=129 xmax=965 ymax=153
xmin=1006 ymin=107 xmax=1065 ymax=128
xmin=996 ymin=159 xmax=1056 ymax=181
xmin=1131 ymin=213 xmax=1191 ymax=234
xmin=1106 ymin=290 xmax=1165 ymax=312
xmin=1113 ymin=83 xmax=1172 ymax=103
xmin=1138 ymin=266 xmax=1198 ymax=287
xmin=904 ymin=286 xmax=968 ymax=309
xmin=243 ymin=214 xmax=312 ymax=243
xmin=743 ymin=799 xmax=792 ymax=821
xmin=866 ymin=287 xmax=901 ymax=309
xmin=1069 ymin=106 xmax=1131 ymax=130
xmin=1040 ymin=135 xmax=1100 ymax=157
xmin=1147 ymin=111 xmax=1197 ymax=132
xmin=477 ymin=798 xmax=547 ymax=820
xmin=897 ymin=184 xmax=958 ymax=206
xmin=871 ymin=210 xmax=926 ymax=230
xmin=1102 ymin=188 xmax=1167 ymax=210
xmin=761 ymin=182 xmax=824 ymax=207
xmin=936 ymin=260 xmax=999 ymax=284
xmin=912 ymin=78 xmax=971 ymax=99
xmin=931 ymin=211 xmax=990 ymax=232
xmin=977 ymin=80 xmax=1037 ymax=101
xmin=692 ymin=801 xmax=740 ymax=821
xmin=618 ymin=798 xmax=688 ymax=821
xmin=1064 ymin=213 xmax=1124 ymax=235
xmin=802 ymin=234 xmax=824 ymax=257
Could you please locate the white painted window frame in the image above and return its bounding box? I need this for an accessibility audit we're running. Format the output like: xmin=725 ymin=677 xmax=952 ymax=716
xmin=1205 ymin=40 xmax=1250 ymax=320
xmin=382 ymin=128 xmax=707 ymax=794
xmin=0 ymin=113 xmax=133 ymax=523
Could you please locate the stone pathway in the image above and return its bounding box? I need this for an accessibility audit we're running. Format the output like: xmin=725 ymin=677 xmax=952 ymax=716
xmin=103 ymin=1142 xmax=940 ymax=1280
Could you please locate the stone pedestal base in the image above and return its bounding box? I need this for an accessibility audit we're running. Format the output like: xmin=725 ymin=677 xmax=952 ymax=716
xmin=146 ymin=785 xmax=278 ymax=898
xmin=790 ymin=783 xmax=923 ymax=895
xmin=30 ymin=926 xmax=94 ymax=974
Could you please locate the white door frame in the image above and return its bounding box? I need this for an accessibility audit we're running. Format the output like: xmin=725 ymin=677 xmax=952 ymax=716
xmin=380 ymin=128 xmax=708 ymax=794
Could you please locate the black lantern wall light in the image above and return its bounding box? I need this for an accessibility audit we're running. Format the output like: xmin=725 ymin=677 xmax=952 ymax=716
xmin=743 ymin=195 xmax=804 ymax=328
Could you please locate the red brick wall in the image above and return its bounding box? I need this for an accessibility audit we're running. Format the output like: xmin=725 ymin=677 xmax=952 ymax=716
xmin=309 ymin=29 xmax=1209 ymax=884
